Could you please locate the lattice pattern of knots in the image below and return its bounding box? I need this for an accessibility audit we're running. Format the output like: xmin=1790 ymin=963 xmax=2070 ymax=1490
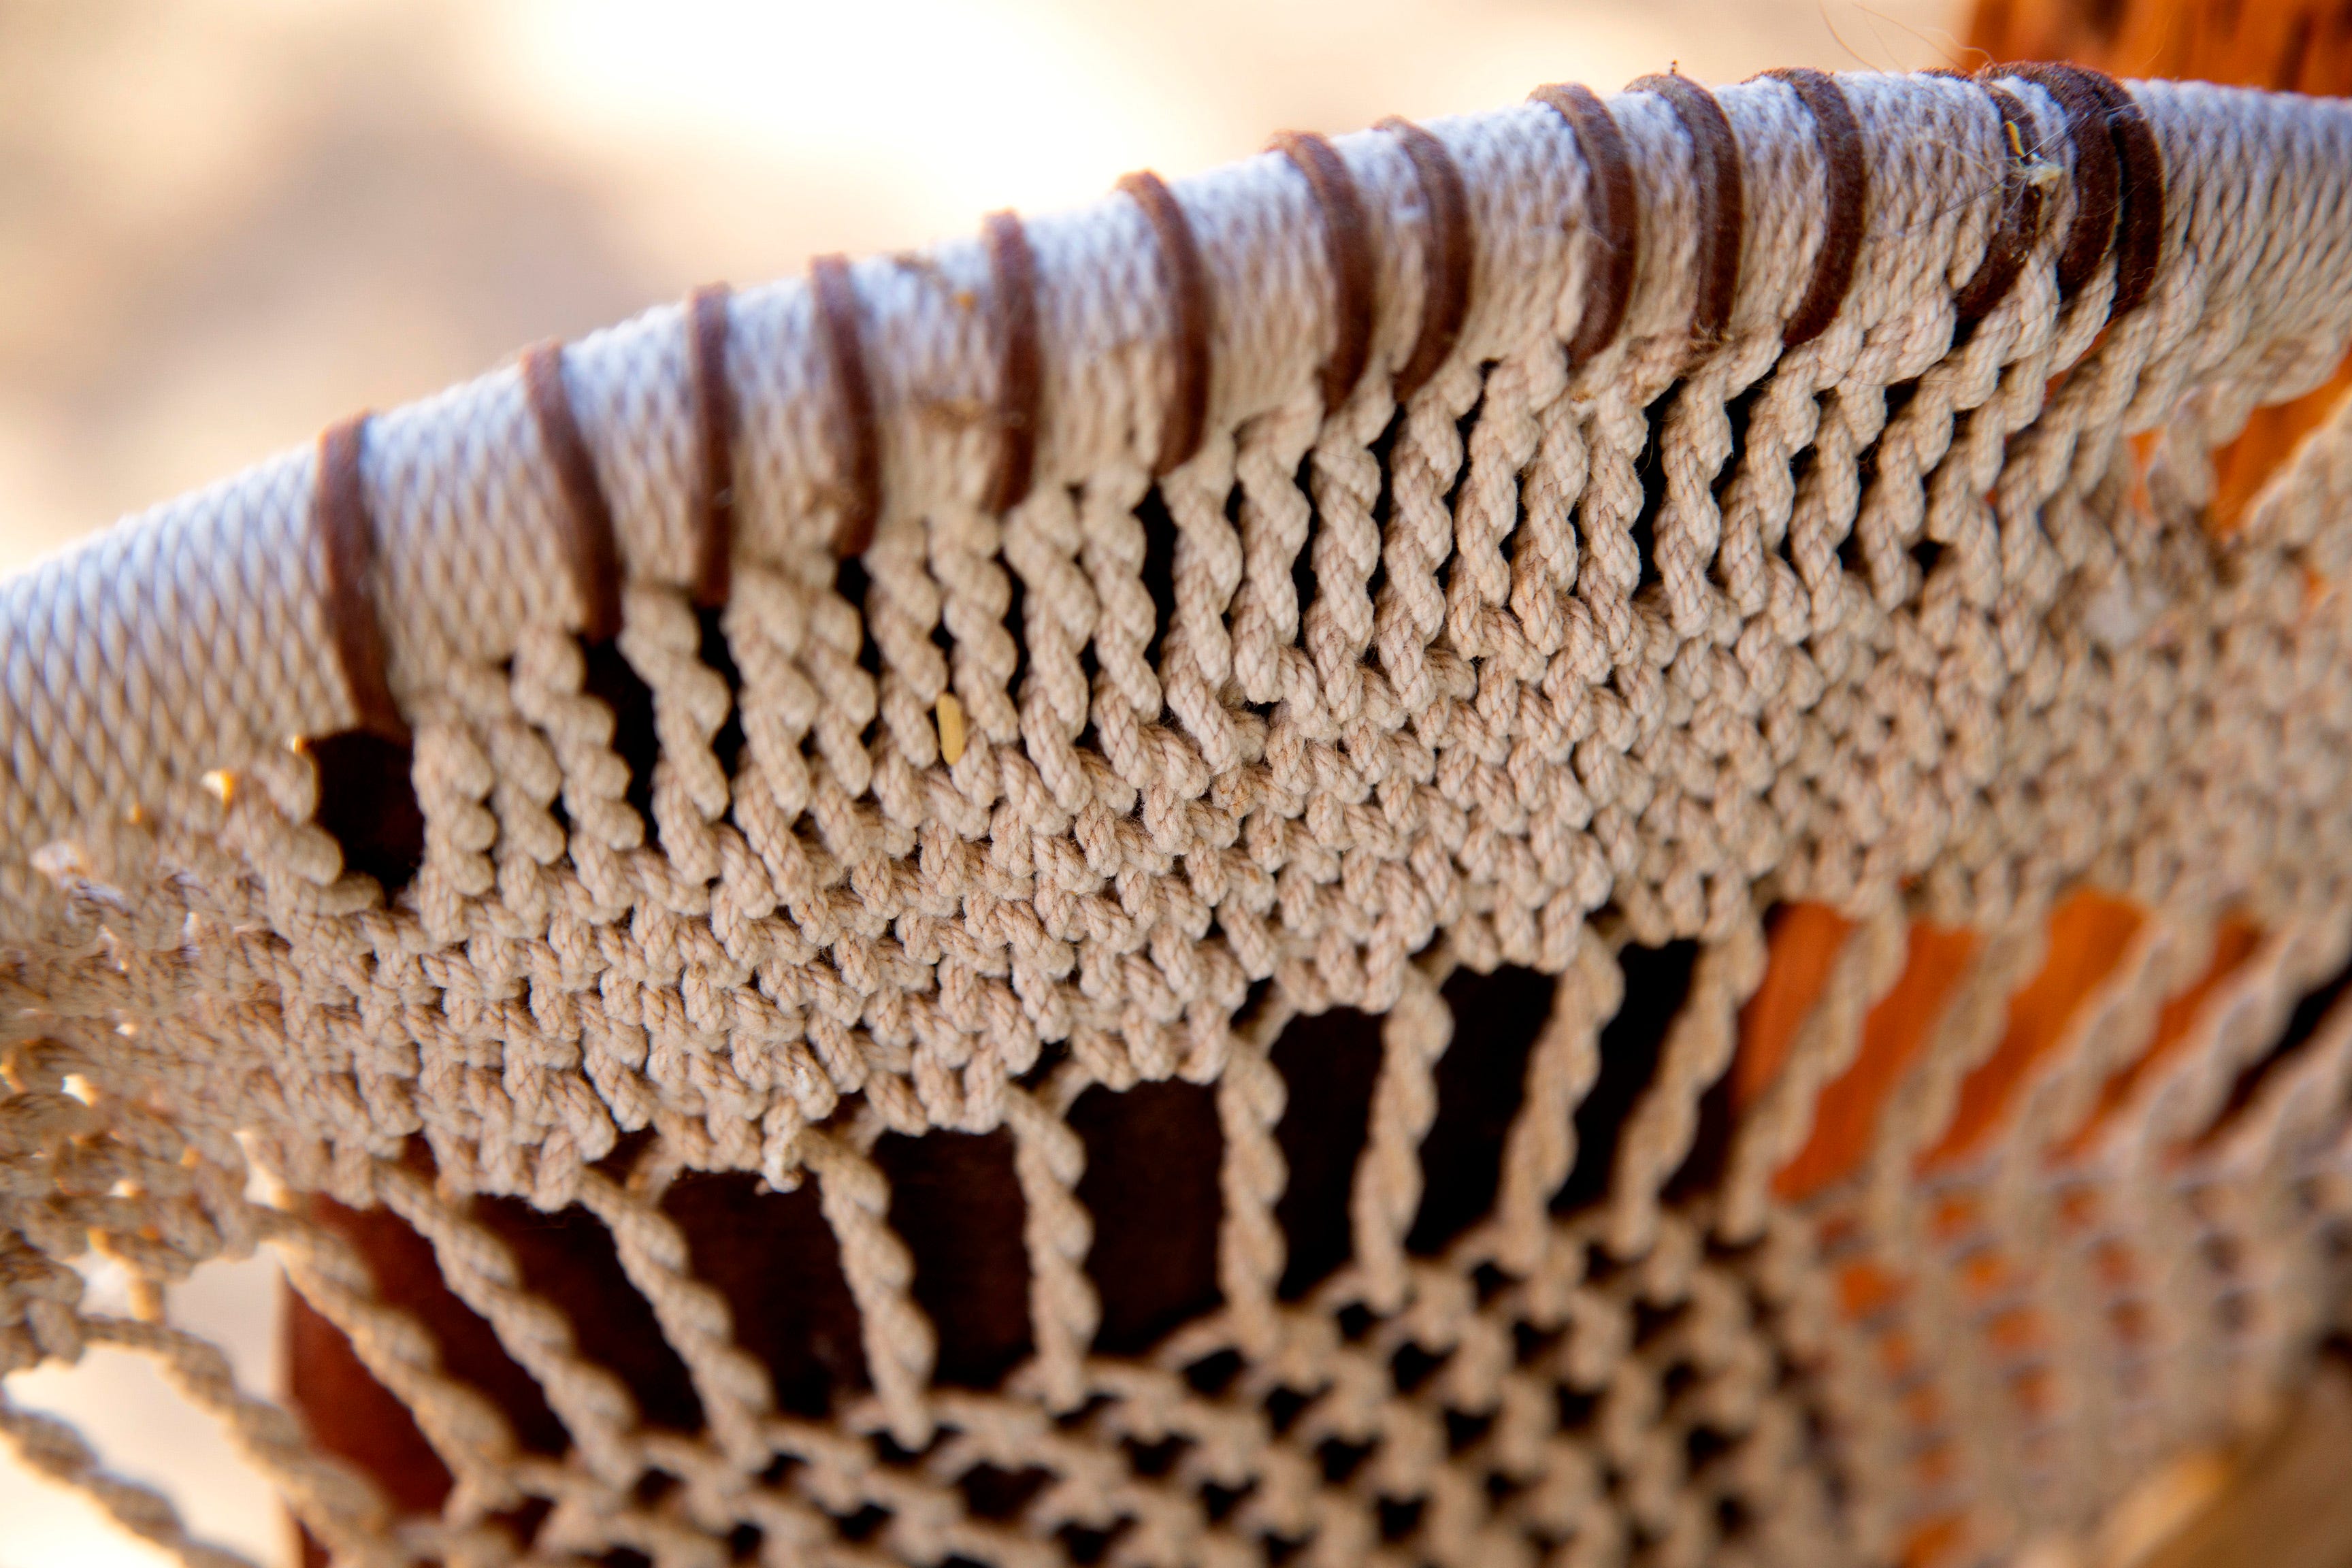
xmin=10 ymin=65 xmax=2352 ymax=1568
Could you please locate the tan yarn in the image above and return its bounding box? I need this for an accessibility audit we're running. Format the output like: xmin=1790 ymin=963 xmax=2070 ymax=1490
xmin=10 ymin=65 xmax=2352 ymax=1568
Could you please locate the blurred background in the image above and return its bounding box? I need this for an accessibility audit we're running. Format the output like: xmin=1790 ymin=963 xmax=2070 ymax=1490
xmin=0 ymin=1 xmax=1962 ymax=1563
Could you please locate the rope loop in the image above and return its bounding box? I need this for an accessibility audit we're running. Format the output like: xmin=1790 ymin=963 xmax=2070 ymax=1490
xmin=1999 ymin=62 xmax=2125 ymax=304
xmin=1375 ymin=116 xmax=1474 ymax=400
xmin=1115 ymin=170 xmax=1213 ymax=475
xmin=314 ymin=414 xmax=408 ymax=742
xmin=521 ymin=341 xmax=624 ymax=642
xmin=1952 ymin=78 xmax=2047 ymax=323
xmin=685 ymin=283 xmax=736 ymax=606
xmin=1269 ymin=130 xmax=1376 ymax=414
xmin=1530 ymin=81 xmax=1640 ymax=364
xmin=1627 ymin=72 xmax=1746 ymax=348
xmin=810 ymin=254 xmax=883 ymax=555
xmin=1757 ymin=67 xmax=1866 ymax=347
xmin=979 ymin=210 xmax=1043 ymax=512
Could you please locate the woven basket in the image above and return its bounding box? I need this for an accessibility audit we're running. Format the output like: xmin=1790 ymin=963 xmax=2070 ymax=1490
xmin=7 ymin=61 xmax=2352 ymax=1568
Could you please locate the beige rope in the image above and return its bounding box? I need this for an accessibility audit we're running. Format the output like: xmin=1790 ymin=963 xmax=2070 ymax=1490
xmin=12 ymin=67 xmax=2352 ymax=1568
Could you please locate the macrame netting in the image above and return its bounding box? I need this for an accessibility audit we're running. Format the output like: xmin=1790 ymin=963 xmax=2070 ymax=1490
xmin=9 ymin=63 xmax=2352 ymax=1568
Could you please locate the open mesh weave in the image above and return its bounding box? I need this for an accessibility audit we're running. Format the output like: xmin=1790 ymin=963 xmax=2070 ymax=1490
xmin=9 ymin=61 xmax=2352 ymax=1568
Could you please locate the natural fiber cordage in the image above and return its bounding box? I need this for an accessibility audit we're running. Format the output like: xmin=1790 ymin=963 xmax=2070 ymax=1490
xmin=9 ymin=66 xmax=2352 ymax=1568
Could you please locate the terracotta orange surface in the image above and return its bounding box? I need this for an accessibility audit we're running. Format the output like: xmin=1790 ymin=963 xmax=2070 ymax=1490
xmin=1776 ymin=924 xmax=1980 ymax=1201
xmin=1923 ymin=890 xmax=2144 ymax=1169
xmin=1839 ymin=1258 xmax=1908 ymax=1318
xmin=1732 ymin=902 xmax=1855 ymax=1111
xmin=2060 ymin=917 xmax=2264 ymax=1158
xmin=1904 ymin=1508 xmax=1968 ymax=1568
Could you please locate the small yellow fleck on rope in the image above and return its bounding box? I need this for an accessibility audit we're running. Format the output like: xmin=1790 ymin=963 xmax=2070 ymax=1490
xmin=935 ymin=691 xmax=968 ymax=765
xmin=201 ymin=770 xmax=237 ymax=806
xmin=2008 ymin=118 xmax=2062 ymax=192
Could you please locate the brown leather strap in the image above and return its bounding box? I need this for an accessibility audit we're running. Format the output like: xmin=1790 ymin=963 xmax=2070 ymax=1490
xmin=314 ymin=414 xmax=408 ymax=742
xmin=521 ymin=342 xmax=624 ymax=644
xmin=1530 ymin=82 xmax=1640 ymax=364
xmin=1759 ymin=68 xmax=1866 ymax=348
xmin=1628 ymin=72 xmax=1746 ymax=346
xmin=979 ymin=210 xmax=1042 ymax=512
xmin=1953 ymin=81 xmax=2047 ymax=323
xmin=809 ymin=254 xmax=883 ymax=556
xmin=685 ymin=283 xmax=736 ymax=608
xmin=2064 ymin=65 xmax=2165 ymax=320
xmin=1376 ymin=116 xmax=1474 ymax=402
xmin=1269 ymin=131 xmax=1375 ymax=412
xmin=1116 ymin=171 xmax=1213 ymax=475
xmin=2002 ymin=62 xmax=2123 ymax=301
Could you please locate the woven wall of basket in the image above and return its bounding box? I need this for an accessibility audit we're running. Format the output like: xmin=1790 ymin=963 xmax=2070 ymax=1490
xmin=7 ymin=35 xmax=2352 ymax=1568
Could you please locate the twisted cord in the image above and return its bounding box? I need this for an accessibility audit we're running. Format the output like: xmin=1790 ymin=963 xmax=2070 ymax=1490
xmin=0 ymin=1390 xmax=261 ymax=1568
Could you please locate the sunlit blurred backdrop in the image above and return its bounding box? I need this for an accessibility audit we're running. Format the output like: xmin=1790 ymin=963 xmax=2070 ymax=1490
xmin=0 ymin=1 xmax=1961 ymax=1562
